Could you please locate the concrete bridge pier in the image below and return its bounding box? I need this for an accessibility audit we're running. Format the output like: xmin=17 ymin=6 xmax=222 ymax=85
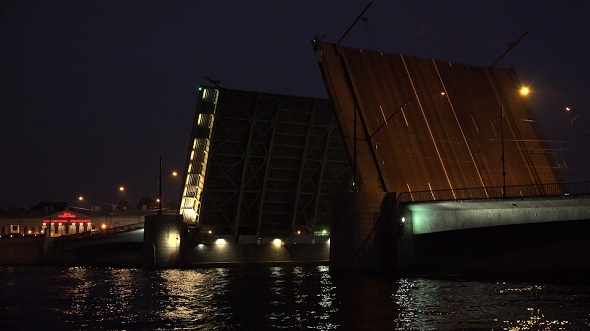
xmin=142 ymin=214 xmax=187 ymax=269
xmin=330 ymin=192 xmax=399 ymax=273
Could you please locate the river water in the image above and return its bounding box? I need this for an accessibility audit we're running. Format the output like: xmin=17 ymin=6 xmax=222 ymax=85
xmin=0 ymin=265 xmax=588 ymax=330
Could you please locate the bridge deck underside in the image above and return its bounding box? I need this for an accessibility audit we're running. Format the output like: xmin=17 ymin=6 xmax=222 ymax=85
xmin=190 ymin=89 xmax=352 ymax=237
xmin=316 ymin=42 xmax=561 ymax=194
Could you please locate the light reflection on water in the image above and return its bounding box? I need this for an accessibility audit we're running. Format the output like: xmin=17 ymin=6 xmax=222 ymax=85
xmin=0 ymin=266 xmax=588 ymax=330
xmin=393 ymin=278 xmax=590 ymax=331
xmin=155 ymin=268 xmax=232 ymax=329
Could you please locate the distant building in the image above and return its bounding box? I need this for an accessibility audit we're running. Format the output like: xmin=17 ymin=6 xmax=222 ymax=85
xmin=0 ymin=206 xmax=158 ymax=238
xmin=0 ymin=210 xmax=47 ymax=237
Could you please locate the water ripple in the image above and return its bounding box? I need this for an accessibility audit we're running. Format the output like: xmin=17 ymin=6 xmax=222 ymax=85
xmin=0 ymin=266 xmax=588 ymax=330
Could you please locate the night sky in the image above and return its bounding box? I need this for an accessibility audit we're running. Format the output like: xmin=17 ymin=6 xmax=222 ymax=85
xmin=1 ymin=1 xmax=589 ymax=208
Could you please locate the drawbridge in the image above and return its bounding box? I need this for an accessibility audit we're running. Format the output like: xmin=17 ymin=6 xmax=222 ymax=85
xmin=313 ymin=41 xmax=562 ymax=195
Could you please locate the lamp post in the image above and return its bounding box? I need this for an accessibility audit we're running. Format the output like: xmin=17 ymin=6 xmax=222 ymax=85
xmin=500 ymin=86 xmax=530 ymax=198
xmin=500 ymin=103 xmax=506 ymax=197
xmin=46 ymin=198 xmax=53 ymax=237
xmin=158 ymin=156 xmax=162 ymax=215
xmin=368 ymin=91 xmax=447 ymax=141
xmin=158 ymin=156 xmax=178 ymax=215
xmin=364 ymin=91 xmax=447 ymax=192
xmin=368 ymin=96 xmax=415 ymax=140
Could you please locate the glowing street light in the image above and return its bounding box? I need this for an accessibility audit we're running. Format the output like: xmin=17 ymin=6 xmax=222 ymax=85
xmin=158 ymin=156 xmax=179 ymax=215
xmin=500 ymin=86 xmax=530 ymax=197
xmin=71 ymin=195 xmax=91 ymax=212
xmin=119 ymin=186 xmax=125 ymax=192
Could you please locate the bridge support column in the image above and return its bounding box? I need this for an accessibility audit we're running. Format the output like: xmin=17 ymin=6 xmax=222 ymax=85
xmin=142 ymin=214 xmax=187 ymax=269
xmin=330 ymin=192 xmax=398 ymax=273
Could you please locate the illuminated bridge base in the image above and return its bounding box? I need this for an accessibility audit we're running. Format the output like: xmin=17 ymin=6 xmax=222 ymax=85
xmin=142 ymin=215 xmax=187 ymax=269
xmin=331 ymin=192 xmax=590 ymax=276
xmin=400 ymin=195 xmax=590 ymax=275
xmin=185 ymin=238 xmax=330 ymax=266
xmin=403 ymin=196 xmax=590 ymax=235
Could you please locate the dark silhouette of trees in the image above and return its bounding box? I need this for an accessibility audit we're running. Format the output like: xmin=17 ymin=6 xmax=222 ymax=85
xmin=31 ymin=201 xmax=68 ymax=213
xmin=137 ymin=197 xmax=157 ymax=210
xmin=117 ymin=199 xmax=129 ymax=210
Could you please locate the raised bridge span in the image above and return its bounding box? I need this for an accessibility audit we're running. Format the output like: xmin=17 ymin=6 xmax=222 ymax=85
xmin=43 ymin=42 xmax=589 ymax=272
xmin=314 ymin=41 xmax=589 ymax=275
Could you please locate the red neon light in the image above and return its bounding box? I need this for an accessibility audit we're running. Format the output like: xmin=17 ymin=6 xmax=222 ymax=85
xmin=58 ymin=212 xmax=77 ymax=218
xmin=43 ymin=219 xmax=91 ymax=223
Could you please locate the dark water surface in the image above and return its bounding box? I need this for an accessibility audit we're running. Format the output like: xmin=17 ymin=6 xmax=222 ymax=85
xmin=0 ymin=265 xmax=589 ymax=330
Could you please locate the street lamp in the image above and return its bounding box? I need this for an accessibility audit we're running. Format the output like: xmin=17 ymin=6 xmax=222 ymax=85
xmin=354 ymin=97 xmax=414 ymax=193
xmin=500 ymin=86 xmax=530 ymax=197
xmin=71 ymin=195 xmax=91 ymax=211
xmin=500 ymin=103 xmax=506 ymax=197
xmin=368 ymin=96 xmax=414 ymax=140
xmin=368 ymin=91 xmax=448 ymax=140
xmin=363 ymin=91 xmax=447 ymax=192
xmin=158 ymin=156 xmax=178 ymax=215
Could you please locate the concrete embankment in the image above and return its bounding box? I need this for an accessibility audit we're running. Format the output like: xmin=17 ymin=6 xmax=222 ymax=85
xmin=0 ymin=232 xmax=329 ymax=268
xmin=185 ymin=242 xmax=329 ymax=267
xmin=0 ymin=237 xmax=47 ymax=265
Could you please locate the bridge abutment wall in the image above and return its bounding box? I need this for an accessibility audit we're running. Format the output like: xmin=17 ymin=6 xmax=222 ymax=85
xmin=330 ymin=192 xmax=398 ymax=273
xmin=142 ymin=214 xmax=187 ymax=269
xmin=330 ymin=195 xmax=590 ymax=275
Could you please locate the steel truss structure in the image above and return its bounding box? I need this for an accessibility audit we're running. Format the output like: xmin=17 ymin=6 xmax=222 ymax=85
xmin=180 ymin=87 xmax=352 ymax=240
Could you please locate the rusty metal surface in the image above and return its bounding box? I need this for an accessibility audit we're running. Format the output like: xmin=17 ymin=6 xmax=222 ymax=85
xmin=315 ymin=42 xmax=561 ymax=194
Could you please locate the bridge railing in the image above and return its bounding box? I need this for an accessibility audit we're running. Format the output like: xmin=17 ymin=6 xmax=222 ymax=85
xmin=96 ymin=222 xmax=145 ymax=235
xmin=397 ymin=181 xmax=590 ymax=203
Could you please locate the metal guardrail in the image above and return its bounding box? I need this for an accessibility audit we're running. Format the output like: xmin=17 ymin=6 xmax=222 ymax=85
xmin=397 ymin=181 xmax=590 ymax=203
xmin=100 ymin=222 xmax=145 ymax=234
